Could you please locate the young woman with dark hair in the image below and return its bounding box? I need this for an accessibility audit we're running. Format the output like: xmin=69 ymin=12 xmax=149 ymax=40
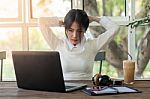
xmin=39 ymin=9 xmax=119 ymax=80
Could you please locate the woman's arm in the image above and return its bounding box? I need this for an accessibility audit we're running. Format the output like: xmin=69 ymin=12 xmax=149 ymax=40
xmin=39 ymin=17 xmax=63 ymax=50
xmin=89 ymin=16 xmax=119 ymax=51
xmin=88 ymin=16 xmax=100 ymax=23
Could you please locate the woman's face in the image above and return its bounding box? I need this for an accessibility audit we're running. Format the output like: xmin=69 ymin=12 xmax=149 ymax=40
xmin=66 ymin=22 xmax=85 ymax=46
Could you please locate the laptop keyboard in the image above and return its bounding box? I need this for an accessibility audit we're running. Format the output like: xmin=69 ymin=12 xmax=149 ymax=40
xmin=65 ymin=85 xmax=76 ymax=89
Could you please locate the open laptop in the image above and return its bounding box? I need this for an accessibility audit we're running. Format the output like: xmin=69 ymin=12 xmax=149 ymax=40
xmin=12 ymin=51 xmax=87 ymax=92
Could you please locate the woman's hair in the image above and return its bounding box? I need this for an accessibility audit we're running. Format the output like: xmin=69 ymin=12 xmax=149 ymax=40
xmin=64 ymin=9 xmax=89 ymax=32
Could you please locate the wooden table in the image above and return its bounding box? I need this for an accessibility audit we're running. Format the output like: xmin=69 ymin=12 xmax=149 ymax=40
xmin=0 ymin=80 xmax=150 ymax=99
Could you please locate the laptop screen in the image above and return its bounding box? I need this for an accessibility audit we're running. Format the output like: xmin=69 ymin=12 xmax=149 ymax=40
xmin=12 ymin=51 xmax=66 ymax=92
xmin=12 ymin=51 xmax=87 ymax=92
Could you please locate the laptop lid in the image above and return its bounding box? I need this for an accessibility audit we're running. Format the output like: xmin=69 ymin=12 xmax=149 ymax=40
xmin=12 ymin=51 xmax=86 ymax=92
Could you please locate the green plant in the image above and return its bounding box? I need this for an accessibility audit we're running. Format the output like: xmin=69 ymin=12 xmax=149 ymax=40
xmin=127 ymin=15 xmax=150 ymax=28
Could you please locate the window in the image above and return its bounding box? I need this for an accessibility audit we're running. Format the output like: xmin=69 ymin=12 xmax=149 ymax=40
xmin=0 ymin=28 xmax=22 ymax=81
xmin=31 ymin=0 xmax=71 ymax=18
xmin=29 ymin=27 xmax=50 ymax=51
xmin=84 ymin=0 xmax=126 ymax=16
xmin=0 ymin=0 xmax=22 ymax=21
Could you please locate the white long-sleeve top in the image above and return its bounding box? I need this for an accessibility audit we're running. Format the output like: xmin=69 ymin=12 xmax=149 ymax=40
xmin=39 ymin=16 xmax=119 ymax=80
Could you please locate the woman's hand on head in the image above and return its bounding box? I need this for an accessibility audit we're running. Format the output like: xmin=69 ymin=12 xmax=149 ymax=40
xmin=59 ymin=20 xmax=64 ymax=26
xmin=88 ymin=16 xmax=100 ymax=23
xmin=88 ymin=16 xmax=94 ymax=23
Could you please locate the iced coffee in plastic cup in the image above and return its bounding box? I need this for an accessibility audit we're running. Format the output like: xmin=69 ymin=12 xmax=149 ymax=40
xmin=123 ymin=60 xmax=135 ymax=84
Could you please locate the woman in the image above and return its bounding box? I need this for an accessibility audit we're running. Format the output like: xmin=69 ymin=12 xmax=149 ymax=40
xmin=39 ymin=9 xmax=119 ymax=80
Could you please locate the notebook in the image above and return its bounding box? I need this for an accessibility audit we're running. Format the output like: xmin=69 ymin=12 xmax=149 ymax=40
xmin=82 ymin=86 xmax=141 ymax=96
xmin=12 ymin=51 xmax=87 ymax=92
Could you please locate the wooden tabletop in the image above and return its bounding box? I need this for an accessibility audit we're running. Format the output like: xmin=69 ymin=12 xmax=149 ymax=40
xmin=0 ymin=80 xmax=150 ymax=99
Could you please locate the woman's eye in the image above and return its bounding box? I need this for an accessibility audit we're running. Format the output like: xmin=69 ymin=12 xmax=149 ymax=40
xmin=77 ymin=30 xmax=83 ymax=33
xmin=68 ymin=29 xmax=73 ymax=32
xmin=78 ymin=31 xmax=82 ymax=33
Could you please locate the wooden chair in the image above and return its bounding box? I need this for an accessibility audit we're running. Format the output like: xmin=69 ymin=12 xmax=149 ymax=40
xmin=0 ymin=51 xmax=6 ymax=81
xmin=94 ymin=51 xmax=105 ymax=74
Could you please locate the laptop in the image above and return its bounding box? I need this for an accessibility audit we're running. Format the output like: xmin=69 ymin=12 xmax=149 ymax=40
xmin=12 ymin=51 xmax=87 ymax=92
